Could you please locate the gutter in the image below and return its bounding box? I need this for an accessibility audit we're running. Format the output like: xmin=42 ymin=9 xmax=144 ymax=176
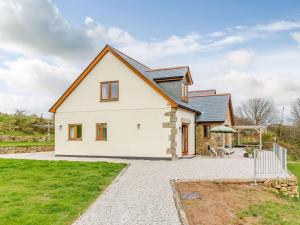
xmin=178 ymin=104 xmax=201 ymax=113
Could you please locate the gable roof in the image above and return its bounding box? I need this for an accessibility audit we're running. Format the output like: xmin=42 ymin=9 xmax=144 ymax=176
xmin=189 ymin=93 xmax=235 ymax=125
xmin=49 ymin=45 xmax=198 ymax=113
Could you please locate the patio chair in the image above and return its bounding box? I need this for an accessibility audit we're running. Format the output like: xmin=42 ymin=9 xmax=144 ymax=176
xmin=208 ymin=145 xmax=218 ymax=157
xmin=224 ymin=146 xmax=235 ymax=157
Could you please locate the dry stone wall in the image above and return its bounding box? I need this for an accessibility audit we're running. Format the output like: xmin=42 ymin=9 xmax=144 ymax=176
xmin=0 ymin=145 xmax=53 ymax=154
xmin=263 ymin=173 xmax=299 ymax=198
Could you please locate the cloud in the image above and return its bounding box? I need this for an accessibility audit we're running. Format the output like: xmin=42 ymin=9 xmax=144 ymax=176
xmin=0 ymin=58 xmax=78 ymax=96
xmin=0 ymin=0 xmax=97 ymax=61
xmin=85 ymin=17 xmax=106 ymax=39
xmin=254 ymin=21 xmax=300 ymax=32
xmin=0 ymin=92 xmax=53 ymax=115
xmin=0 ymin=0 xmax=203 ymax=63
xmin=119 ymin=34 xmax=201 ymax=62
xmin=201 ymin=20 xmax=300 ymax=52
xmin=190 ymin=49 xmax=300 ymax=111
xmin=290 ymin=32 xmax=300 ymax=45
xmin=226 ymin=49 xmax=255 ymax=66
xmin=107 ymin=27 xmax=136 ymax=45
xmin=205 ymin=35 xmax=245 ymax=50
xmin=208 ymin=31 xmax=225 ymax=37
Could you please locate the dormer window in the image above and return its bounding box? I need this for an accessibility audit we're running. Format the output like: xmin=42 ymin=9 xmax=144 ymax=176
xmin=182 ymin=82 xmax=188 ymax=102
xmin=100 ymin=81 xmax=119 ymax=101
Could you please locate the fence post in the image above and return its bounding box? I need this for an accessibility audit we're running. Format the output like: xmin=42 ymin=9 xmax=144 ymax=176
xmin=254 ymin=149 xmax=257 ymax=185
xmin=284 ymin=148 xmax=287 ymax=173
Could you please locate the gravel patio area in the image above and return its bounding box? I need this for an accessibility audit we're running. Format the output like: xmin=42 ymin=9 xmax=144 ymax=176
xmin=0 ymin=150 xmax=257 ymax=225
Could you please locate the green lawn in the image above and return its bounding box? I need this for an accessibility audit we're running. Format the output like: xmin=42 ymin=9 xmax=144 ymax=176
xmin=0 ymin=159 xmax=126 ymax=225
xmin=289 ymin=161 xmax=300 ymax=192
xmin=0 ymin=142 xmax=54 ymax=147
xmin=238 ymin=162 xmax=300 ymax=225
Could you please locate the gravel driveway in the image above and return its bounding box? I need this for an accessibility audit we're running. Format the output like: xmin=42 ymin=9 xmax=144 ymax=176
xmin=0 ymin=150 xmax=256 ymax=225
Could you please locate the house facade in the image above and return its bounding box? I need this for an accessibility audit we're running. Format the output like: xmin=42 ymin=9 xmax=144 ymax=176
xmin=50 ymin=45 xmax=234 ymax=159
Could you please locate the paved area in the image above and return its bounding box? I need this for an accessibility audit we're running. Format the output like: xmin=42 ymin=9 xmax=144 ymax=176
xmin=0 ymin=150 xmax=259 ymax=225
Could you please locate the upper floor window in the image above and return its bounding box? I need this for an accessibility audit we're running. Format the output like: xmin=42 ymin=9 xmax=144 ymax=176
xmin=69 ymin=124 xmax=82 ymax=140
xmin=182 ymin=82 xmax=188 ymax=102
xmin=100 ymin=81 xmax=119 ymax=101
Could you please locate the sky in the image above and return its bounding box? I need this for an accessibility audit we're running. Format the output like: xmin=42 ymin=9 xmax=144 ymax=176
xmin=0 ymin=0 xmax=300 ymax=121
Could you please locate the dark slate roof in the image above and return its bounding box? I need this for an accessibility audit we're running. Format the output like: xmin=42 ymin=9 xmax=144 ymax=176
xmin=189 ymin=94 xmax=230 ymax=122
xmin=110 ymin=46 xmax=200 ymax=113
xmin=146 ymin=67 xmax=188 ymax=80
xmin=110 ymin=46 xmax=150 ymax=75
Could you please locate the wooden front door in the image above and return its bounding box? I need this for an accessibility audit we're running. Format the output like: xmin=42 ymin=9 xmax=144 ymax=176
xmin=182 ymin=124 xmax=189 ymax=155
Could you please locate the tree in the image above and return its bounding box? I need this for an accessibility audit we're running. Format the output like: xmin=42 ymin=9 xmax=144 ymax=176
xmin=237 ymin=98 xmax=278 ymax=126
xmin=291 ymin=98 xmax=300 ymax=122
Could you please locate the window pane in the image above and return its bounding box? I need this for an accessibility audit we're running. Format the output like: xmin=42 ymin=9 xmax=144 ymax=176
xmin=97 ymin=126 xmax=101 ymax=138
xmin=101 ymin=83 xmax=109 ymax=99
xmin=102 ymin=124 xmax=107 ymax=139
xmin=96 ymin=124 xmax=107 ymax=140
xmin=111 ymin=82 xmax=118 ymax=99
xmin=69 ymin=126 xmax=75 ymax=139
xmin=204 ymin=125 xmax=210 ymax=138
xmin=76 ymin=125 xmax=82 ymax=139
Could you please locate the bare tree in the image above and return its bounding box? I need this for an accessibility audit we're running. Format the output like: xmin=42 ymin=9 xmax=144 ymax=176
xmin=291 ymin=98 xmax=300 ymax=122
xmin=237 ymin=98 xmax=278 ymax=126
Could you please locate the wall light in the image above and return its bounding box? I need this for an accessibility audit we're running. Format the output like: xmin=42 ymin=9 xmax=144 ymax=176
xmin=137 ymin=123 xmax=141 ymax=129
xmin=59 ymin=125 xmax=63 ymax=130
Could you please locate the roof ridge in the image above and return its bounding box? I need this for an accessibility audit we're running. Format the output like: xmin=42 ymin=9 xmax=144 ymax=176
xmin=108 ymin=45 xmax=151 ymax=70
xmin=189 ymin=89 xmax=216 ymax=93
xmin=189 ymin=93 xmax=231 ymax=98
xmin=146 ymin=65 xmax=188 ymax=72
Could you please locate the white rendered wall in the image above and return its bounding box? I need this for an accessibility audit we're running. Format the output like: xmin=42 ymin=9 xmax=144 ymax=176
xmin=55 ymin=52 xmax=172 ymax=158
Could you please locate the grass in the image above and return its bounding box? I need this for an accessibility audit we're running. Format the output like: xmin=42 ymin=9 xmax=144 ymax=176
xmin=0 ymin=159 xmax=126 ymax=225
xmin=0 ymin=142 xmax=54 ymax=147
xmin=238 ymin=162 xmax=300 ymax=225
xmin=288 ymin=161 xmax=300 ymax=192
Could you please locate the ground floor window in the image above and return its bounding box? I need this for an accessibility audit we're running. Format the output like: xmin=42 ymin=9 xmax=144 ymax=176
xmin=204 ymin=125 xmax=210 ymax=138
xmin=68 ymin=124 xmax=82 ymax=140
xmin=96 ymin=123 xmax=107 ymax=141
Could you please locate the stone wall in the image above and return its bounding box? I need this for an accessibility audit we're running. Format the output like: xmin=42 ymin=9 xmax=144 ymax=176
xmin=263 ymin=173 xmax=299 ymax=198
xmin=196 ymin=107 xmax=234 ymax=155
xmin=163 ymin=108 xmax=178 ymax=160
xmin=0 ymin=145 xmax=54 ymax=154
xmin=196 ymin=123 xmax=222 ymax=154
xmin=196 ymin=123 xmax=233 ymax=155
xmin=0 ymin=135 xmax=47 ymax=142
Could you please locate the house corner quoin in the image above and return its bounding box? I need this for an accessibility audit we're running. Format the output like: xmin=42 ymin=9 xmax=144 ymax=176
xmin=163 ymin=108 xmax=178 ymax=160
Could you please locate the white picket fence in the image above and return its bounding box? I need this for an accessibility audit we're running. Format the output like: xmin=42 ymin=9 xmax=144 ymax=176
xmin=254 ymin=143 xmax=288 ymax=183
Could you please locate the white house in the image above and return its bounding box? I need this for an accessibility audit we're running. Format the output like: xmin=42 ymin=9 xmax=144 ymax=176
xmin=50 ymin=45 xmax=234 ymax=159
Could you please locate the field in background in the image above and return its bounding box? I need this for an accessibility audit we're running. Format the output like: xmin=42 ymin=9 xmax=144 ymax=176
xmin=0 ymin=112 xmax=54 ymax=147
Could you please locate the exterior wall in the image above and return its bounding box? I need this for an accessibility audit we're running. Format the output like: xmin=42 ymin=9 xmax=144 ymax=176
xmin=196 ymin=107 xmax=233 ymax=155
xmin=176 ymin=108 xmax=196 ymax=157
xmin=196 ymin=122 xmax=223 ymax=154
xmin=55 ymin=51 xmax=173 ymax=158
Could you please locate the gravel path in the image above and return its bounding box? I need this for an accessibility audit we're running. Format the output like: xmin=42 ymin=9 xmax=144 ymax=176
xmin=0 ymin=150 xmax=258 ymax=225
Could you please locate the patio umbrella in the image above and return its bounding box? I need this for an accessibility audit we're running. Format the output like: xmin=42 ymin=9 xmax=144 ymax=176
xmin=209 ymin=125 xmax=237 ymax=147
xmin=210 ymin=125 xmax=237 ymax=133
